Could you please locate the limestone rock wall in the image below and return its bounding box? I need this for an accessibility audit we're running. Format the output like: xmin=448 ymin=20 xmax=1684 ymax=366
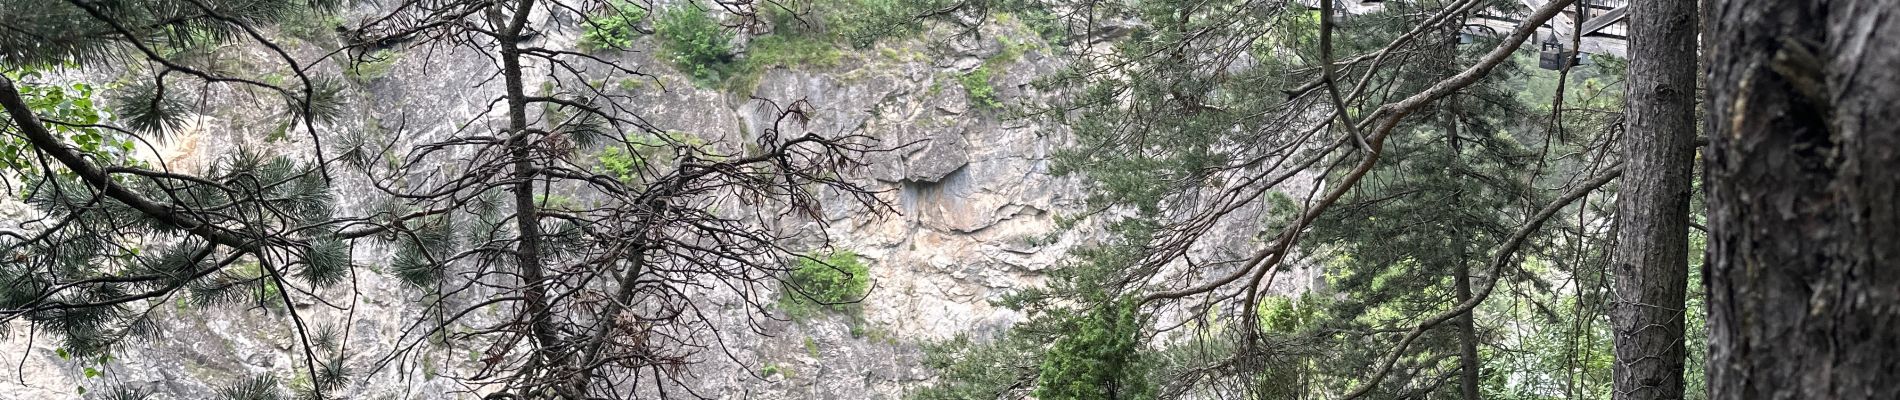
xmin=0 ymin=4 xmax=1314 ymax=399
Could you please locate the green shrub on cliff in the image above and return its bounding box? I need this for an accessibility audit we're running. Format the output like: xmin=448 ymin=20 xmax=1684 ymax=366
xmin=656 ymin=6 xmax=735 ymax=83
xmin=781 ymin=250 xmax=871 ymax=319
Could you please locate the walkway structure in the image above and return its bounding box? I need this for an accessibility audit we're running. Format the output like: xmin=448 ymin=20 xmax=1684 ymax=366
xmin=1315 ymin=0 xmax=1631 ymax=68
xmin=1470 ymin=0 xmax=1630 ymax=67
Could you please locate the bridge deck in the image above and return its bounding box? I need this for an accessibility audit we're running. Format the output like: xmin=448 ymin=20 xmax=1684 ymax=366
xmin=1304 ymin=0 xmax=1630 ymax=60
xmin=1472 ymin=0 xmax=1629 ymax=58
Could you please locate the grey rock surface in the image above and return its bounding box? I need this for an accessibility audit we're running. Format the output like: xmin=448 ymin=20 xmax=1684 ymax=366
xmin=0 ymin=4 xmax=1318 ymax=399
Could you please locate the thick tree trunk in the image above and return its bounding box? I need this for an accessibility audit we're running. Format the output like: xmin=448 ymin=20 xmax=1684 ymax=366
xmin=1704 ymin=1 xmax=1900 ymax=398
xmin=1455 ymin=253 xmax=1481 ymax=400
xmin=1610 ymin=0 xmax=1699 ymax=399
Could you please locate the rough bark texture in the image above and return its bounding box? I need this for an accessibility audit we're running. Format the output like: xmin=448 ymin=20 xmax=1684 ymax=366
xmin=1610 ymin=0 xmax=1698 ymax=399
xmin=497 ymin=0 xmax=572 ymax=395
xmin=1455 ymin=253 xmax=1481 ymax=400
xmin=1705 ymin=0 xmax=1900 ymax=398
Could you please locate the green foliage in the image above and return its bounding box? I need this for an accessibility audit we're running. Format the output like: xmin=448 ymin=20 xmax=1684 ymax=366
xmin=780 ymin=250 xmax=870 ymax=319
xmin=1 ymin=145 xmax=333 ymax=359
xmin=647 ymin=4 xmax=862 ymax=90
xmin=596 ymin=146 xmax=641 ymax=182
xmin=1681 ymin=226 xmax=1711 ymax=400
xmin=217 ymin=374 xmax=285 ymax=400
xmin=746 ymin=34 xmax=844 ymax=67
xmin=275 ymin=6 xmax=347 ymax=42
xmin=910 ymin=332 xmax=1044 ymax=400
xmin=720 ymin=33 xmax=844 ymax=93
xmin=0 ymin=0 xmax=344 ymax=67
xmin=0 ymin=70 xmax=137 ymax=172
xmin=639 ymin=0 xmax=989 ymax=91
xmin=1256 ymin=294 xmax=1323 ymax=334
xmin=1478 ymin=276 xmax=1615 ymax=399
xmin=761 ymin=362 xmax=791 ymax=378
xmin=109 ymin=81 xmax=189 ymax=135
xmin=292 ymin=356 xmax=353 ymax=399
xmin=915 ymin=223 xmax=1149 ymax=398
xmin=1239 ymin=294 xmax=1327 ymax=397
xmin=915 ymin=213 xmax=1163 ymax=398
xmin=769 ymin=0 xmax=932 ymax=48
xmin=99 ymin=387 xmax=151 ymax=400
xmin=718 ymin=0 xmax=995 ymax=91
xmin=298 ymin=238 xmax=350 ymax=288
xmin=655 ymin=7 xmax=736 ymax=83
xmin=1034 ymin=298 xmax=1152 ymax=400
xmin=343 ymin=49 xmax=400 ymax=83
xmin=281 ymin=77 xmax=349 ymax=126
xmin=842 ymin=0 xmax=919 ymax=47
xmin=907 ymin=1 xmax=1639 ymax=399
xmin=766 ymin=0 xmax=1058 ymax=48
xmin=957 ymin=66 xmax=1003 ymax=110
xmin=997 ymin=9 xmax=1071 ymax=45
xmin=2 ymin=2 xmax=372 ymax=398
xmin=593 ymin=131 xmax=708 ymax=182
xmin=389 ymin=216 xmax=458 ymax=287
xmin=1511 ymin=53 xmax=1625 ymax=112
xmin=616 ymin=78 xmax=647 ymax=92
xmin=220 ymin=260 xmax=288 ymax=310
xmin=579 ymin=1 xmax=648 ymax=52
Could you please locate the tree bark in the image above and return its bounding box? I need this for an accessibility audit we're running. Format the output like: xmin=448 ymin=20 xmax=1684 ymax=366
xmin=1610 ymin=0 xmax=1699 ymax=399
xmin=494 ymin=0 xmax=572 ymax=395
xmin=1705 ymin=0 xmax=1900 ymax=398
xmin=1455 ymin=240 xmax=1481 ymax=400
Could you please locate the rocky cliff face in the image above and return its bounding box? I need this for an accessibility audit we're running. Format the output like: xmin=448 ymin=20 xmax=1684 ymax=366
xmin=0 ymin=4 xmax=1314 ymax=399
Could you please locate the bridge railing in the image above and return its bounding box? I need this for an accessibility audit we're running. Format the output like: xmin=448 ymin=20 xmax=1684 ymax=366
xmin=1578 ymin=0 xmax=1628 ymax=39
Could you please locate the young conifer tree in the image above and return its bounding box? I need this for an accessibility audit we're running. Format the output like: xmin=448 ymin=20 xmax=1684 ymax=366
xmin=915 ymin=0 xmax=1624 ymax=398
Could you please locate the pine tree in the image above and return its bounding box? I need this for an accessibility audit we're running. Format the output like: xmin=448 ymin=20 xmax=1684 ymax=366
xmin=913 ymin=0 xmax=1631 ymax=399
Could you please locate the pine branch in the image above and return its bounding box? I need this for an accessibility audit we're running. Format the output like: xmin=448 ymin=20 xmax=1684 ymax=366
xmin=0 ymin=75 xmax=262 ymax=253
xmin=1337 ymin=165 xmax=1620 ymax=400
